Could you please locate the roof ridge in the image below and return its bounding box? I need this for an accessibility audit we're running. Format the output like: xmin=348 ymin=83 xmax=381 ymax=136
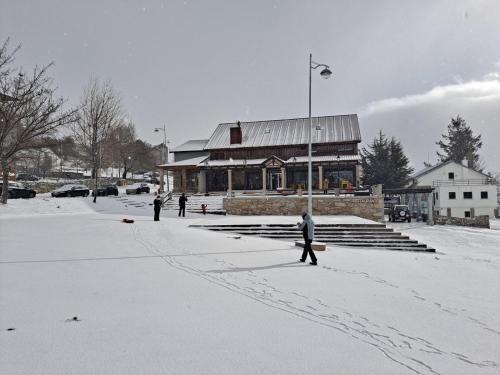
xmin=218 ymin=114 xmax=357 ymax=126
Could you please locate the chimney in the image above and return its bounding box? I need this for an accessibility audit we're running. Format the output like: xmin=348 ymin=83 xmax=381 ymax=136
xmin=230 ymin=121 xmax=242 ymax=145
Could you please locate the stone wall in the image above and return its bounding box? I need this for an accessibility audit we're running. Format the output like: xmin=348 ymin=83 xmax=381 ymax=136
xmin=223 ymin=195 xmax=384 ymax=222
xmin=434 ymin=215 xmax=490 ymax=229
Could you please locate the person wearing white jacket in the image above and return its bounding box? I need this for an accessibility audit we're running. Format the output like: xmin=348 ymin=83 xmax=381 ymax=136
xmin=297 ymin=212 xmax=317 ymax=265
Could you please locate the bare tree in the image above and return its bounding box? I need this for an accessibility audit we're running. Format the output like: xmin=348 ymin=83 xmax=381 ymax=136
xmin=102 ymin=120 xmax=136 ymax=179
xmin=0 ymin=38 xmax=76 ymax=203
xmin=72 ymin=77 xmax=122 ymax=202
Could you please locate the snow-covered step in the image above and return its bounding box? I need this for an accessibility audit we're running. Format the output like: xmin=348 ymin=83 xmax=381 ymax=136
xmin=189 ymin=221 xmax=436 ymax=252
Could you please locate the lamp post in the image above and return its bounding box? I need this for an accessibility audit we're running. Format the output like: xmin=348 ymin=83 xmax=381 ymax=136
xmin=154 ymin=125 xmax=170 ymax=192
xmin=308 ymin=54 xmax=332 ymax=216
xmin=336 ymin=154 xmax=341 ymax=192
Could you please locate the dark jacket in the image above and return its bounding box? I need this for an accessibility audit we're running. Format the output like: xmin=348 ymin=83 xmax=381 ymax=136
xmin=179 ymin=195 xmax=188 ymax=207
xmin=154 ymin=197 xmax=162 ymax=210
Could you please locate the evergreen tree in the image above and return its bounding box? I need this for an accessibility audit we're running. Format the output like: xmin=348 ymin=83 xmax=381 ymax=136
xmin=361 ymin=131 xmax=414 ymax=188
xmin=436 ymin=116 xmax=482 ymax=170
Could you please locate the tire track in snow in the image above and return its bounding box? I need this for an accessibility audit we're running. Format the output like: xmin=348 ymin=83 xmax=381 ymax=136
xmin=130 ymin=223 xmax=499 ymax=375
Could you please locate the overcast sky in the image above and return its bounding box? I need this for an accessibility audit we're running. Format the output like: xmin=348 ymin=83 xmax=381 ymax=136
xmin=2 ymin=0 xmax=499 ymax=172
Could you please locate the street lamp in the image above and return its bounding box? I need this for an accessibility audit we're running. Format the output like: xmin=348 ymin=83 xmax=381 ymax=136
xmin=336 ymin=154 xmax=341 ymax=191
xmin=154 ymin=125 xmax=170 ymax=192
xmin=308 ymin=54 xmax=332 ymax=216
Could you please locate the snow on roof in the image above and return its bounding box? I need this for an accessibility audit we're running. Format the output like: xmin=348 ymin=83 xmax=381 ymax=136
xmin=286 ymin=155 xmax=361 ymax=163
xmin=171 ymin=139 xmax=209 ymax=153
xmin=202 ymin=158 xmax=267 ymax=167
xmin=158 ymin=155 xmax=208 ymax=168
xmin=413 ymin=160 xmax=490 ymax=179
xmin=205 ymin=114 xmax=361 ymax=150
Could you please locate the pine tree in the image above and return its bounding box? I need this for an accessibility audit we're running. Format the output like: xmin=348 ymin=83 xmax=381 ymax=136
xmin=436 ymin=116 xmax=482 ymax=170
xmin=361 ymin=131 xmax=414 ymax=189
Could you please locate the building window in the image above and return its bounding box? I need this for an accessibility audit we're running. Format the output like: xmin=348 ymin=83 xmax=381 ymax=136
xmin=435 ymin=192 xmax=438 ymax=200
xmin=448 ymin=172 xmax=454 ymax=179
xmin=463 ymin=192 xmax=472 ymax=199
xmin=481 ymin=191 xmax=488 ymax=199
xmin=464 ymin=211 xmax=471 ymax=218
xmin=449 ymin=192 xmax=456 ymax=199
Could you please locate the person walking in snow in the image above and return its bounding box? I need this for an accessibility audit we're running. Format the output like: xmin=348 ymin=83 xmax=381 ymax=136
xmin=297 ymin=212 xmax=317 ymax=265
xmin=153 ymin=193 xmax=162 ymax=221
xmin=178 ymin=192 xmax=188 ymax=217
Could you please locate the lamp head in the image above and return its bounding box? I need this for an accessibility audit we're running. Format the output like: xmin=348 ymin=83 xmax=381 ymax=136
xmin=320 ymin=67 xmax=332 ymax=79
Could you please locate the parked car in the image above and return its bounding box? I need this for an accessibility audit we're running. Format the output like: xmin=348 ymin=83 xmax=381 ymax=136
xmin=389 ymin=204 xmax=411 ymax=222
xmin=51 ymin=184 xmax=90 ymax=197
xmin=92 ymin=185 xmax=119 ymax=197
xmin=0 ymin=182 xmax=36 ymax=199
xmin=126 ymin=183 xmax=150 ymax=195
xmin=16 ymin=173 xmax=39 ymax=181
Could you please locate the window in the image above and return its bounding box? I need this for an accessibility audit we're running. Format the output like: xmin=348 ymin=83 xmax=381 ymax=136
xmin=464 ymin=211 xmax=471 ymax=218
xmin=449 ymin=192 xmax=456 ymax=199
xmin=463 ymin=192 xmax=472 ymax=199
xmin=481 ymin=191 xmax=488 ymax=199
xmin=448 ymin=172 xmax=454 ymax=179
xmin=435 ymin=192 xmax=439 ymax=200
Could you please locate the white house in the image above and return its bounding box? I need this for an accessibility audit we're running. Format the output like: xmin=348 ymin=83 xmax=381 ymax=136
xmin=412 ymin=160 xmax=497 ymax=219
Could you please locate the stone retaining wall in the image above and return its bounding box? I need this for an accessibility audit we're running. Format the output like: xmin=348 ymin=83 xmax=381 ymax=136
xmin=434 ymin=215 xmax=490 ymax=229
xmin=223 ymin=195 xmax=384 ymax=222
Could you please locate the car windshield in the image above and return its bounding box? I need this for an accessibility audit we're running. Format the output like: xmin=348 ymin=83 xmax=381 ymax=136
xmin=394 ymin=205 xmax=409 ymax=210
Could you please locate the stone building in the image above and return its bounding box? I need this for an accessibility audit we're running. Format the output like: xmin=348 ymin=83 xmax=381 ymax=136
xmin=160 ymin=114 xmax=362 ymax=193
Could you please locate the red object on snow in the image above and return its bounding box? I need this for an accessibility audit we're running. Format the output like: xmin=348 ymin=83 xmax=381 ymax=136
xmin=122 ymin=218 xmax=135 ymax=224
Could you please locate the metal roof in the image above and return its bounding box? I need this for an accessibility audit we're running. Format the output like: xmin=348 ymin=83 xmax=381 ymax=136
xmin=204 ymin=114 xmax=361 ymax=150
xmin=171 ymin=139 xmax=209 ymax=153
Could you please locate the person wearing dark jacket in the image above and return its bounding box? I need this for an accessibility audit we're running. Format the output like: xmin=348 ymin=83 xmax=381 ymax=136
xmin=178 ymin=193 xmax=188 ymax=217
xmin=153 ymin=194 xmax=162 ymax=221
xmin=297 ymin=212 xmax=317 ymax=265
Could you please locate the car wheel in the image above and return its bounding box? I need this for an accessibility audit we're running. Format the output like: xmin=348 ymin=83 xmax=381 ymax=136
xmin=137 ymin=189 xmax=141 ymax=194
xmin=29 ymin=192 xmax=35 ymax=198
xmin=114 ymin=192 xmax=118 ymax=196
xmin=84 ymin=192 xmax=89 ymax=197
xmin=408 ymin=218 xmax=411 ymax=223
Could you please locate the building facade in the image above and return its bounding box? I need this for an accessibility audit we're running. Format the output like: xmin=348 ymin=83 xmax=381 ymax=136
xmin=161 ymin=114 xmax=362 ymax=194
xmin=412 ymin=160 xmax=497 ymax=218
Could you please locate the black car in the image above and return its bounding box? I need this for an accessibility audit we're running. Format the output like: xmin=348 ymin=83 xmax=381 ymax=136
xmin=0 ymin=182 xmax=36 ymax=199
xmin=51 ymin=184 xmax=90 ymax=197
xmin=92 ymin=185 xmax=119 ymax=196
xmin=16 ymin=173 xmax=39 ymax=181
xmin=126 ymin=183 xmax=150 ymax=195
xmin=389 ymin=205 xmax=411 ymax=222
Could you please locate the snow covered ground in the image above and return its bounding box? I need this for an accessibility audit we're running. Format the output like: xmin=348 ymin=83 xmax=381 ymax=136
xmin=1 ymin=196 xmax=499 ymax=374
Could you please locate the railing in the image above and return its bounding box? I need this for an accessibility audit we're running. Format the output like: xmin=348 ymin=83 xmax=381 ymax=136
xmin=433 ymin=178 xmax=498 ymax=186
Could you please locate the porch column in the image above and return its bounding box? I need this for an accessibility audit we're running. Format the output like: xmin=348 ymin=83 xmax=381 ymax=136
xmin=281 ymin=167 xmax=286 ymax=189
xmin=198 ymin=170 xmax=206 ymax=193
xmin=181 ymin=168 xmax=187 ymax=192
xmin=262 ymin=168 xmax=267 ymax=194
xmin=227 ymin=169 xmax=232 ymax=193
xmin=355 ymin=164 xmax=361 ymax=187
xmin=427 ymin=192 xmax=434 ymax=225
xmin=318 ymin=166 xmax=323 ymax=190
xmin=159 ymin=168 xmax=165 ymax=192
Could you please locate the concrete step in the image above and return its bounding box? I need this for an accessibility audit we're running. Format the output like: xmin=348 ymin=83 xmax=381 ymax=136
xmin=188 ymin=222 xmax=436 ymax=252
xmin=252 ymin=234 xmax=411 ymax=240
xmin=190 ymin=225 xmax=393 ymax=232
